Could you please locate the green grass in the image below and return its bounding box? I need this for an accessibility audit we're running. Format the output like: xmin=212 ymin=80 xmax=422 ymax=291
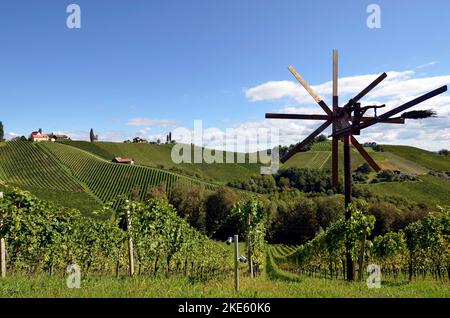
xmin=62 ymin=141 xmax=261 ymax=184
xmin=383 ymin=145 xmax=450 ymax=172
xmin=0 ymin=274 xmax=448 ymax=298
xmin=366 ymin=174 xmax=450 ymax=207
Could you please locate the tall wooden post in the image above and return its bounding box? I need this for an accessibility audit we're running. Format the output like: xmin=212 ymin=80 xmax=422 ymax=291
xmin=234 ymin=235 xmax=239 ymax=292
xmin=343 ymin=134 xmax=354 ymax=281
xmin=247 ymin=215 xmax=254 ymax=278
xmin=332 ymin=49 xmax=339 ymax=189
xmin=126 ymin=210 xmax=135 ymax=277
xmin=0 ymin=192 xmax=5 ymax=278
xmin=358 ymin=228 xmax=367 ymax=282
xmin=0 ymin=238 xmax=5 ymax=278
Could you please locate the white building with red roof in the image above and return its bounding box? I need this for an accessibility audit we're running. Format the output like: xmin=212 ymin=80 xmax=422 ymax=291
xmin=29 ymin=131 xmax=49 ymax=142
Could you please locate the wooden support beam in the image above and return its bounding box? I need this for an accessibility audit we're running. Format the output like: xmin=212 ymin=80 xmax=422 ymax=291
xmin=361 ymin=117 xmax=404 ymax=124
xmin=343 ymin=134 xmax=354 ymax=282
xmin=265 ymin=113 xmax=329 ymax=120
xmin=266 ymin=113 xmax=404 ymax=123
xmin=332 ymin=49 xmax=339 ymax=189
xmin=351 ymin=136 xmax=381 ymax=172
xmin=288 ymin=66 xmax=333 ymax=116
xmin=344 ymin=73 xmax=388 ymax=109
xmin=281 ymin=120 xmax=331 ymax=163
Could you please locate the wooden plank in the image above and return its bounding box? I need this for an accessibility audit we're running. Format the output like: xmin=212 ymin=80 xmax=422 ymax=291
xmin=333 ymin=49 xmax=338 ymax=101
xmin=265 ymin=113 xmax=403 ymax=123
xmin=332 ymin=49 xmax=339 ymax=189
xmin=351 ymin=136 xmax=381 ymax=172
xmin=265 ymin=113 xmax=329 ymax=120
xmin=343 ymin=134 xmax=354 ymax=281
xmin=344 ymin=73 xmax=388 ymax=109
xmin=361 ymin=117 xmax=404 ymax=124
xmin=288 ymin=66 xmax=333 ymax=116
xmin=332 ymin=138 xmax=339 ymax=188
xmin=281 ymin=120 xmax=332 ymax=163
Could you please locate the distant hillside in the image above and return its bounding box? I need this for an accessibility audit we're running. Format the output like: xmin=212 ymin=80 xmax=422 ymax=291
xmin=62 ymin=141 xmax=261 ymax=184
xmin=283 ymin=141 xmax=446 ymax=175
xmin=382 ymin=145 xmax=450 ymax=172
xmin=39 ymin=142 xmax=219 ymax=202
xmin=0 ymin=141 xmax=99 ymax=214
xmin=1 ymin=140 xmax=448 ymax=211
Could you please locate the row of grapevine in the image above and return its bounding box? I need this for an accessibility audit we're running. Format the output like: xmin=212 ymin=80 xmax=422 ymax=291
xmin=268 ymin=206 xmax=450 ymax=281
xmin=0 ymin=141 xmax=83 ymax=192
xmin=308 ymin=152 xmax=331 ymax=169
xmin=0 ymin=187 xmax=231 ymax=279
xmin=39 ymin=142 xmax=217 ymax=204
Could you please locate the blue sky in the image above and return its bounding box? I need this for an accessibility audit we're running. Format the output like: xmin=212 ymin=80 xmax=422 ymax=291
xmin=1 ymin=0 xmax=449 ymax=150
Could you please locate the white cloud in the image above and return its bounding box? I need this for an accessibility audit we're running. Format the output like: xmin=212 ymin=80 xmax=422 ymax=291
xmin=6 ymin=132 xmax=20 ymax=139
xmin=243 ymin=66 xmax=450 ymax=151
xmin=416 ymin=61 xmax=437 ymax=69
xmin=127 ymin=117 xmax=177 ymax=127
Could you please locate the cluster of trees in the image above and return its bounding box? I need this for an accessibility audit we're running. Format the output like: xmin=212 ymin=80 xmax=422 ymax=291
xmin=145 ymin=181 xmax=431 ymax=247
xmin=229 ymin=168 xmax=337 ymax=194
xmin=165 ymin=132 xmax=175 ymax=144
xmin=371 ymin=170 xmax=417 ymax=183
xmin=438 ymin=149 xmax=449 ymax=156
xmin=228 ymin=175 xmax=277 ymax=194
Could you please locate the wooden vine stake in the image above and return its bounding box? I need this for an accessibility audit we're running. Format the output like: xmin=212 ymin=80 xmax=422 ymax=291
xmin=0 ymin=238 xmax=5 ymax=278
xmin=234 ymin=234 xmax=239 ymax=292
xmin=358 ymin=228 xmax=367 ymax=282
xmin=126 ymin=209 xmax=135 ymax=277
xmin=247 ymin=214 xmax=254 ymax=278
xmin=0 ymin=191 xmax=5 ymax=278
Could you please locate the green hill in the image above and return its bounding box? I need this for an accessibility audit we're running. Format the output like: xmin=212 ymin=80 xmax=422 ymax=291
xmin=39 ymin=142 xmax=218 ymax=203
xmin=0 ymin=140 xmax=448 ymax=211
xmin=284 ymin=141 xmax=446 ymax=175
xmin=62 ymin=141 xmax=261 ymax=184
xmin=364 ymin=174 xmax=450 ymax=207
xmin=0 ymin=141 xmax=99 ymax=213
xmin=382 ymin=145 xmax=450 ymax=172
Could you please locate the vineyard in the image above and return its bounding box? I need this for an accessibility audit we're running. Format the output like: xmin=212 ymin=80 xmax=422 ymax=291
xmin=267 ymin=206 xmax=450 ymax=282
xmin=62 ymin=140 xmax=262 ymax=184
xmin=38 ymin=142 xmax=219 ymax=203
xmin=0 ymin=141 xmax=83 ymax=192
xmin=0 ymin=188 xmax=231 ymax=280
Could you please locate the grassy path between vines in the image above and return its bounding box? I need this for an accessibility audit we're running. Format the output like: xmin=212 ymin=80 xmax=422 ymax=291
xmin=1 ymin=274 xmax=448 ymax=298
